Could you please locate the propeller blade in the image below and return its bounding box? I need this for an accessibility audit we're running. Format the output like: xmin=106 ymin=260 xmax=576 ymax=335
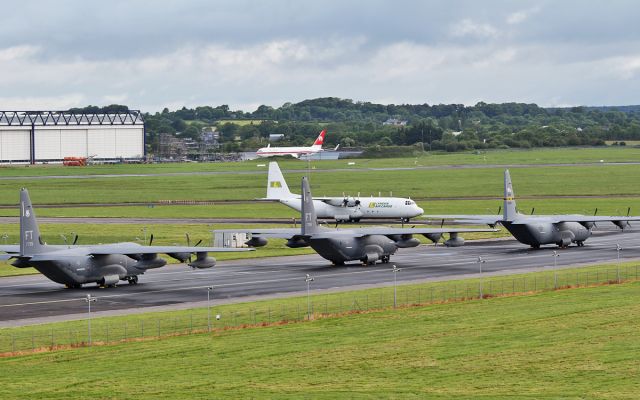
xmin=627 ymin=207 xmax=631 ymax=217
xmin=594 ymin=207 xmax=598 ymax=216
xmin=530 ymin=207 xmax=535 ymax=215
xmin=440 ymin=219 xmax=444 ymax=228
xmin=149 ymin=234 xmax=154 ymax=246
xmin=195 ymin=239 xmax=202 ymax=247
xmin=497 ymin=206 xmax=502 ymax=215
xmin=72 ymin=235 xmax=79 ymax=245
xmin=185 ymin=233 xmax=191 ymax=246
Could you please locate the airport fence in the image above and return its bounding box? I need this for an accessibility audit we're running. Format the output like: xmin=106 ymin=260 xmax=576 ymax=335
xmin=1 ymin=264 xmax=639 ymax=355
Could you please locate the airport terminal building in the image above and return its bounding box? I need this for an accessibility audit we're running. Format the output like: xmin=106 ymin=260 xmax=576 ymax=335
xmin=0 ymin=110 xmax=145 ymax=164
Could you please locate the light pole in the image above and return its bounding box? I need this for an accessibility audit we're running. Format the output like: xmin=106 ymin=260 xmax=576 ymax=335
xmin=207 ymin=286 xmax=213 ymax=332
xmin=552 ymin=251 xmax=560 ymax=289
xmin=305 ymin=274 xmax=314 ymax=319
xmin=616 ymin=244 xmax=622 ymax=283
xmin=85 ymin=294 xmax=97 ymax=346
xmin=392 ymin=265 xmax=401 ymax=308
xmin=477 ymin=256 xmax=486 ymax=299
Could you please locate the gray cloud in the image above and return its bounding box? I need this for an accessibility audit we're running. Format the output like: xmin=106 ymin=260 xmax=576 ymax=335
xmin=0 ymin=0 xmax=639 ymax=111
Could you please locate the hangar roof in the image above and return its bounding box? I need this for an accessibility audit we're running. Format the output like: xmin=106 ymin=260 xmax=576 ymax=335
xmin=0 ymin=110 xmax=144 ymax=127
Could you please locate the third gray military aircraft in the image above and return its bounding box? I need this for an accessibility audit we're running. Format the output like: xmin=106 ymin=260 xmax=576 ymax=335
xmin=220 ymin=177 xmax=495 ymax=265
xmin=425 ymin=169 xmax=640 ymax=249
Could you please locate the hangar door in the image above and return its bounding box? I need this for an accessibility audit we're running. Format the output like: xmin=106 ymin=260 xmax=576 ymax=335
xmin=0 ymin=130 xmax=30 ymax=162
xmin=35 ymin=126 xmax=144 ymax=160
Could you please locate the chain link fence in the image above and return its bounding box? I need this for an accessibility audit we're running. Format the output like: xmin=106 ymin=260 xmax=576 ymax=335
xmin=1 ymin=264 xmax=638 ymax=355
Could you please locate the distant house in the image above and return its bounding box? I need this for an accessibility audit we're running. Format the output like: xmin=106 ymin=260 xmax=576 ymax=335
xmin=382 ymin=118 xmax=408 ymax=126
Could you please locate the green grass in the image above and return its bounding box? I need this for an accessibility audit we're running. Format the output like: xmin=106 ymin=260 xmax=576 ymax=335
xmin=0 ymin=164 xmax=640 ymax=205
xmin=0 ymin=146 xmax=638 ymax=178
xmin=1 ymin=274 xmax=638 ymax=398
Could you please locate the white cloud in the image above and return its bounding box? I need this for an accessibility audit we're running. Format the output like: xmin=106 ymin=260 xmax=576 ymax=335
xmin=506 ymin=7 xmax=540 ymax=25
xmin=0 ymin=45 xmax=40 ymax=62
xmin=450 ymin=19 xmax=499 ymax=39
xmin=0 ymin=94 xmax=86 ymax=110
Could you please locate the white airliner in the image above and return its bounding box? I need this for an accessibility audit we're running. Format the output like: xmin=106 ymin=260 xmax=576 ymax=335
xmin=263 ymin=162 xmax=424 ymax=222
xmin=256 ymin=130 xmax=327 ymax=158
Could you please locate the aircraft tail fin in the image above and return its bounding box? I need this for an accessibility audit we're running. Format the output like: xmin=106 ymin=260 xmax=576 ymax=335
xmin=301 ymin=177 xmax=319 ymax=235
xmin=503 ymin=169 xmax=517 ymax=221
xmin=311 ymin=130 xmax=326 ymax=150
xmin=19 ymin=188 xmax=44 ymax=256
xmin=267 ymin=162 xmax=294 ymax=199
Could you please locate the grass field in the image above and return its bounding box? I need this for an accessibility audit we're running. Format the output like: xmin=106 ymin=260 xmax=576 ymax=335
xmin=1 ymin=277 xmax=638 ymax=398
xmin=0 ymin=164 xmax=639 ymax=205
xmin=0 ymin=146 xmax=638 ymax=178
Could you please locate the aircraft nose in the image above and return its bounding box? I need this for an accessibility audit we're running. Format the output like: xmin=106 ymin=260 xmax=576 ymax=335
xmin=415 ymin=206 xmax=424 ymax=215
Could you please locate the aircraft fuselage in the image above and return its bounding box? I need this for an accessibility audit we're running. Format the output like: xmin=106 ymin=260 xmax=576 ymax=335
xmin=280 ymin=197 xmax=423 ymax=222
xmin=23 ymin=251 xmax=165 ymax=286
xmin=309 ymin=234 xmax=398 ymax=265
xmin=502 ymin=221 xmax=591 ymax=248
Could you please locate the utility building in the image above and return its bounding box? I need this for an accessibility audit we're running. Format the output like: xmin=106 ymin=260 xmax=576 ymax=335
xmin=0 ymin=110 xmax=145 ymax=164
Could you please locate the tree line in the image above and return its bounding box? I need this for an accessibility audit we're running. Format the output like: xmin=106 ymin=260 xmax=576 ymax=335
xmin=69 ymin=99 xmax=640 ymax=154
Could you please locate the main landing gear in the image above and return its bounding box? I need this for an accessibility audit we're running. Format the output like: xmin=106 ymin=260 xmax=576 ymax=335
xmin=127 ymin=276 xmax=139 ymax=285
xmin=64 ymin=283 xmax=82 ymax=289
xmin=575 ymin=241 xmax=585 ymax=247
xmin=380 ymin=255 xmax=391 ymax=263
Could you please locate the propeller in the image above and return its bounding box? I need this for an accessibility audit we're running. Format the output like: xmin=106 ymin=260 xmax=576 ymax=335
xmin=627 ymin=207 xmax=631 ymax=217
xmin=149 ymin=234 xmax=154 ymax=246
xmin=497 ymin=206 xmax=502 ymax=215
xmin=440 ymin=219 xmax=445 ymax=228
xmin=530 ymin=207 xmax=535 ymax=215
xmin=185 ymin=233 xmax=203 ymax=263
xmin=72 ymin=235 xmax=79 ymax=245
xmin=594 ymin=208 xmax=598 ymax=216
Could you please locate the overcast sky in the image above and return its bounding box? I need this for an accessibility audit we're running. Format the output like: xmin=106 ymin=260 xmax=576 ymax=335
xmin=1 ymin=0 xmax=639 ymax=112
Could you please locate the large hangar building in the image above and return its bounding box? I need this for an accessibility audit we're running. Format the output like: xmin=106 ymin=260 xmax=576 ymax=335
xmin=0 ymin=110 xmax=145 ymax=164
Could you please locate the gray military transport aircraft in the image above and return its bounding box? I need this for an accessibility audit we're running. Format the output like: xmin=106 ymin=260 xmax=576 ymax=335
xmin=0 ymin=188 xmax=253 ymax=288
xmin=219 ymin=177 xmax=496 ymax=265
xmin=425 ymin=169 xmax=640 ymax=249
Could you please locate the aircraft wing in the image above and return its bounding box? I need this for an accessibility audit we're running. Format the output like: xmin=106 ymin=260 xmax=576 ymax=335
xmin=216 ymin=228 xmax=303 ymax=239
xmin=0 ymin=245 xmax=20 ymax=255
xmin=509 ymin=215 xmax=640 ymax=225
xmin=346 ymin=227 xmax=498 ymax=238
xmin=422 ymin=215 xmax=504 ymax=226
xmin=86 ymin=244 xmax=254 ymax=255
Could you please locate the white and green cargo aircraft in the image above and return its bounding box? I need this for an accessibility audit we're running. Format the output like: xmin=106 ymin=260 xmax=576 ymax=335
xmin=0 ymin=189 xmax=253 ymax=288
xmin=425 ymin=169 xmax=640 ymax=249
xmin=262 ymin=161 xmax=424 ymax=223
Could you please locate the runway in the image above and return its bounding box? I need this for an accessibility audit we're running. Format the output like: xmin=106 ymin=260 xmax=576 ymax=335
xmin=0 ymin=230 xmax=638 ymax=327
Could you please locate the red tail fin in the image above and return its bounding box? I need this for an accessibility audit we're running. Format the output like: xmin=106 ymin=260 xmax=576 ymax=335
xmin=312 ymin=130 xmax=326 ymax=147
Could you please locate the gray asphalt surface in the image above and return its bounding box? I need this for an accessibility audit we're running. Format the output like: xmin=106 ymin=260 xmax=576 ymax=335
xmin=1 ymin=230 xmax=638 ymax=327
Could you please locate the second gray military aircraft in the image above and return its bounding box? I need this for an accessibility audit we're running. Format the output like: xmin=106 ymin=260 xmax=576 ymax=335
xmin=220 ymin=177 xmax=496 ymax=265
xmin=426 ymin=169 xmax=640 ymax=249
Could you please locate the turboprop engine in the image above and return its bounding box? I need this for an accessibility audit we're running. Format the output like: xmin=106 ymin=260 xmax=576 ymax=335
xmin=286 ymin=237 xmax=309 ymax=248
xmin=444 ymin=232 xmax=465 ymax=247
xmin=132 ymin=253 xmax=167 ymax=270
xmin=245 ymin=236 xmax=268 ymax=247
xmin=389 ymin=234 xmax=421 ymax=248
xmin=188 ymin=252 xmax=216 ymax=269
